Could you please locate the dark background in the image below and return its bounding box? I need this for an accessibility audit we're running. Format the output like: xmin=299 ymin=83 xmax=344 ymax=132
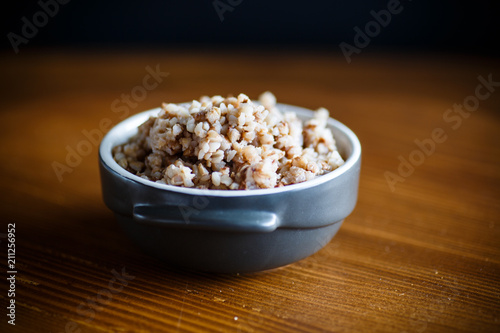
xmin=1 ymin=0 xmax=499 ymax=55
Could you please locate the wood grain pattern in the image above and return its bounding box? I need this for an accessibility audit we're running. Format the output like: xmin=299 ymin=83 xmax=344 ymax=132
xmin=0 ymin=50 xmax=499 ymax=333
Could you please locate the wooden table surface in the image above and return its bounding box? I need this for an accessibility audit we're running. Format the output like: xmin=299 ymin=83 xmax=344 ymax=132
xmin=0 ymin=50 xmax=499 ymax=333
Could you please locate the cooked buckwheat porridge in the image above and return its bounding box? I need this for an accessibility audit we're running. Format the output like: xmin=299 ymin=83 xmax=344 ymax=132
xmin=112 ymin=92 xmax=344 ymax=190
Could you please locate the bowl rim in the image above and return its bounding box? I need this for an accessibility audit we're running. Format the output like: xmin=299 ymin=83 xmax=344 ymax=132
xmin=99 ymin=103 xmax=361 ymax=197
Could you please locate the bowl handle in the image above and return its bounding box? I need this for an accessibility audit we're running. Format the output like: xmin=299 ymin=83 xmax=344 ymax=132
xmin=132 ymin=204 xmax=279 ymax=233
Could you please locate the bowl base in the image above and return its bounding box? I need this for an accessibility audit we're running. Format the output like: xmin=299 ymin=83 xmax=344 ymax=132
xmin=116 ymin=214 xmax=344 ymax=274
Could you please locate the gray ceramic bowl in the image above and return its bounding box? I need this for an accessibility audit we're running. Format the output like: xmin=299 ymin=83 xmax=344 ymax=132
xmin=99 ymin=103 xmax=361 ymax=273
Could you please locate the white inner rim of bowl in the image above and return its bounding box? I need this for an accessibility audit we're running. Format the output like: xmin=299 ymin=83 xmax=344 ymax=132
xmin=100 ymin=103 xmax=361 ymax=197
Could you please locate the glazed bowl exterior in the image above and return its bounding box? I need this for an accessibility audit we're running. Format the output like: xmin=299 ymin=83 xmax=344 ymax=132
xmin=99 ymin=103 xmax=361 ymax=273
